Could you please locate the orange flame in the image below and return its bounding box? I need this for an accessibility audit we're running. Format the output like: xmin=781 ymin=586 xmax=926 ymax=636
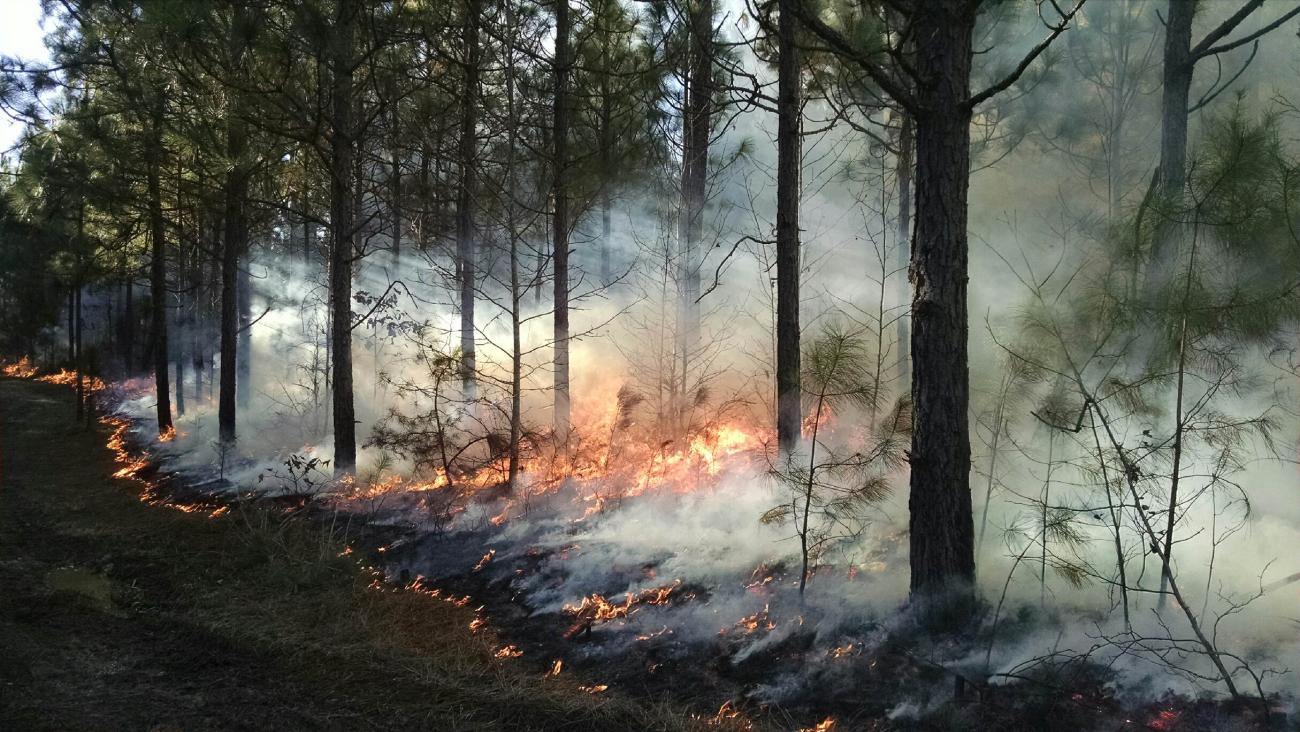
xmin=1 ymin=356 xmax=38 ymax=378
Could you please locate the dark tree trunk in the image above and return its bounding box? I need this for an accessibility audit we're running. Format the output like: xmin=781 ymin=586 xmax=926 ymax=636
xmin=67 ymin=285 xmax=75 ymax=364
xmin=74 ymin=272 xmax=83 ymax=422
xmin=457 ymin=0 xmax=481 ymax=401
xmin=775 ymin=0 xmax=801 ymax=456
xmin=147 ymin=105 xmax=174 ymax=437
xmin=552 ymin=0 xmax=572 ymax=444
xmin=330 ymin=0 xmax=359 ymax=474
xmin=302 ymin=194 xmax=315 ymax=264
xmin=896 ymin=112 xmax=913 ymax=387
xmin=390 ymin=151 xmax=401 ymax=259
xmin=1144 ymin=0 xmax=1194 ymax=288
xmin=123 ymin=263 xmax=134 ymax=373
xmin=676 ymin=0 xmax=712 ymax=424
xmin=175 ymin=306 xmax=185 ymax=417
xmin=906 ymin=1 xmax=976 ymax=614
xmin=502 ymin=2 xmax=524 ymax=493
xmin=236 ymin=251 xmax=251 ymax=407
xmin=219 ymin=12 xmax=256 ymax=446
xmin=598 ymin=23 xmax=613 ymax=287
xmin=219 ymin=167 xmax=243 ymax=444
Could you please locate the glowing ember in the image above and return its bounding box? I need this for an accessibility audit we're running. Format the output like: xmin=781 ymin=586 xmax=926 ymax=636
xmin=1148 ymin=709 xmax=1181 ymax=730
xmin=827 ymin=643 xmax=855 ymax=659
xmin=469 ymin=617 xmax=486 ymax=633
xmin=636 ymin=625 xmax=673 ymax=642
xmin=494 ymin=645 xmax=523 ymax=659
xmin=578 ymin=684 xmax=608 ymax=694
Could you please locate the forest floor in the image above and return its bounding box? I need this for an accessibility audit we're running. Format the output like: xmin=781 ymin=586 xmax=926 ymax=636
xmin=0 ymin=377 xmax=719 ymax=732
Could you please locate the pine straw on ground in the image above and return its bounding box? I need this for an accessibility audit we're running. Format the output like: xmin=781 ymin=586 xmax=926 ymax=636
xmin=0 ymin=378 xmax=739 ymax=731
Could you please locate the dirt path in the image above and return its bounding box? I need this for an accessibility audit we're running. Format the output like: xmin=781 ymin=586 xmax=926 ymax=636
xmin=0 ymin=378 xmax=699 ymax=731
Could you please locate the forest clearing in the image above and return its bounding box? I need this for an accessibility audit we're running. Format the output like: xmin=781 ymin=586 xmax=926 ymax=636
xmin=3 ymin=0 xmax=1300 ymax=729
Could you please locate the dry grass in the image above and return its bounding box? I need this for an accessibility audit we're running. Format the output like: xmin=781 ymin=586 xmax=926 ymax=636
xmin=0 ymin=378 xmax=747 ymax=731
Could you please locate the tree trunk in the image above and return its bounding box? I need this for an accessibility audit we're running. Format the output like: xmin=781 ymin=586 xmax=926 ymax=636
xmin=219 ymin=170 xmax=242 ymax=444
xmin=552 ymin=0 xmax=572 ymax=445
xmin=219 ymin=13 xmax=254 ymax=446
xmin=895 ymin=112 xmax=913 ymax=387
xmin=457 ymin=0 xmax=481 ymax=402
xmin=599 ymin=20 xmax=614 ymax=287
xmin=330 ymin=0 xmax=359 ymax=474
xmin=505 ymin=2 xmax=523 ymax=492
xmin=907 ymin=0 xmax=976 ymax=615
xmin=1144 ymin=0 xmax=1193 ymax=289
xmin=123 ymin=263 xmax=134 ymax=373
xmin=775 ymin=0 xmax=801 ymax=456
xmin=74 ymin=275 xmax=83 ymax=422
xmin=147 ymin=104 xmax=174 ymax=437
xmin=391 ymin=151 xmax=401 ymax=260
xmin=677 ymin=0 xmax=713 ymax=416
xmin=236 ymin=252 xmax=251 ymax=407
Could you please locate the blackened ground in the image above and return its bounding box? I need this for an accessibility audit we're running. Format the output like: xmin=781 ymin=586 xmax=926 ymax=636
xmin=0 ymin=378 xmax=723 ymax=732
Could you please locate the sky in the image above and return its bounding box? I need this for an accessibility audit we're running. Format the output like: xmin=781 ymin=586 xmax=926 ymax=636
xmin=0 ymin=0 xmax=50 ymax=155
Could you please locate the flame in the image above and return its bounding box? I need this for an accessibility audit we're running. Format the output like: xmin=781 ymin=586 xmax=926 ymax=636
xmin=1 ymin=356 xmax=38 ymax=378
xmin=704 ymin=701 xmax=755 ymax=729
xmin=494 ymin=645 xmax=523 ymax=659
xmin=473 ymin=549 xmax=496 ymax=572
xmin=317 ymin=393 xmax=770 ymax=529
xmin=798 ymin=719 xmax=835 ymax=732
xmin=546 ymin=659 xmax=563 ymax=677
xmin=827 ymin=643 xmax=855 ymax=659
xmin=37 ymin=368 xmax=106 ymax=392
xmin=720 ymin=604 xmax=775 ymax=636
xmin=578 ymin=684 xmax=608 ymax=694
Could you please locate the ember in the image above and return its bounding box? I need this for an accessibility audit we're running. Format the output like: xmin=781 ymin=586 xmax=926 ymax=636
xmin=494 ymin=645 xmax=523 ymax=659
xmin=1148 ymin=709 xmax=1181 ymax=730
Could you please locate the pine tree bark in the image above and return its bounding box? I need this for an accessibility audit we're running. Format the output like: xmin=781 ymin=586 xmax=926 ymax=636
xmin=219 ymin=158 xmax=243 ymax=444
xmin=676 ymin=0 xmax=713 ymax=414
xmin=895 ymin=112 xmax=913 ymax=387
xmin=236 ymin=250 xmax=251 ymax=407
xmin=123 ymin=264 xmax=134 ymax=373
xmin=1144 ymin=0 xmax=1194 ymax=288
xmin=329 ymin=0 xmax=359 ymax=474
xmin=219 ymin=11 xmax=254 ymax=446
xmin=552 ymin=0 xmax=572 ymax=444
xmin=147 ymin=102 xmax=174 ymax=437
xmin=774 ymin=0 xmax=801 ymax=456
xmin=457 ymin=0 xmax=481 ymax=402
xmin=906 ymin=1 xmax=976 ymax=612
xmin=598 ymin=10 xmax=614 ymax=287
xmin=504 ymin=2 xmax=523 ymax=492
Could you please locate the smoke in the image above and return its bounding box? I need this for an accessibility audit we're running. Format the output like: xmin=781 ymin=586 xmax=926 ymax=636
xmin=100 ymin=1 xmax=1300 ymax=717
